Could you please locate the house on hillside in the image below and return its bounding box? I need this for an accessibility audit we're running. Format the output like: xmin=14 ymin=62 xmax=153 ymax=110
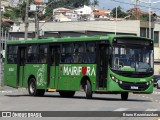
xmin=53 ymin=5 xmax=94 ymax=22
xmin=70 ymin=5 xmax=94 ymax=21
xmin=92 ymin=8 xmax=112 ymax=19
xmin=53 ymin=7 xmax=71 ymax=22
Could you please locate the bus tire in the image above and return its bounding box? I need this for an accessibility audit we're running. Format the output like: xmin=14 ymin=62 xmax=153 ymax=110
xmin=121 ymin=92 xmax=129 ymax=100
xmin=28 ymin=78 xmax=45 ymax=96
xmin=85 ymin=80 xmax=92 ymax=99
xmin=59 ymin=91 xmax=75 ymax=98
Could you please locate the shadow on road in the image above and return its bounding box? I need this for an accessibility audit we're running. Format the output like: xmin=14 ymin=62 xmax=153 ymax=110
xmin=4 ymin=94 xmax=152 ymax=102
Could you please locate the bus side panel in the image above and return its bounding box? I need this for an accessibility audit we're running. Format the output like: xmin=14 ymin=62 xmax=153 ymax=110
xmin=4 ymin=64 xmax=18 ymax=88
xmin=49 ymin=66 xmax=59 ymax=89
xmin=24 ymin=64 xmax=47 ymax=89
xmin=55 ymin=66 xmax=59 ymax=89
xmin=57 ymin=64 xmax=97 ymax=91
xmin=57 ymin=77 xmax=68 ymax=90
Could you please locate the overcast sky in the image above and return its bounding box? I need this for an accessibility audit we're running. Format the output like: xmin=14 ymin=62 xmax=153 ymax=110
xmin=96 ymin=0 xmax=160 ymax=15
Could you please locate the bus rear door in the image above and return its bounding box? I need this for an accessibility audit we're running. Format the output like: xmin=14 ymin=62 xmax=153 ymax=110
xmin=18 ymin=46 xmax=27 ymax=87
xmin=47 ymin=46 xmax=60 ymax=89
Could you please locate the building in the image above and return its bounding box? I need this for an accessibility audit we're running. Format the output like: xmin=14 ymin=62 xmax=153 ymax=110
xmin=53 ymin=7 xmax=71 ymax=22
xmin=93 ymin=8 xmax=112 ymax=19
xmin=53 ymin=5 xmax=94 ymax=22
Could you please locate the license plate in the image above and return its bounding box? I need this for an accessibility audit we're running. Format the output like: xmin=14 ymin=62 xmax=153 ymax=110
xmin=131 ymin=86 xmax=138 ymax=89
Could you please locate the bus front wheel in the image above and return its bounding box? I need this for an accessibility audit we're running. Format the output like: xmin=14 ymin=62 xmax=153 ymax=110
xmin=28 ymin=78 xmax=45 ymax=96
xmin=121 ymin=92 xmax=129 ymax=100
xmin=85 ymin=81 xmax=92 ymax=99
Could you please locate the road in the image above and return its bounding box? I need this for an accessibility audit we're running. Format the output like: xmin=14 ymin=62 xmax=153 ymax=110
xmin=0 ymin=86 xmax=160 ymax=120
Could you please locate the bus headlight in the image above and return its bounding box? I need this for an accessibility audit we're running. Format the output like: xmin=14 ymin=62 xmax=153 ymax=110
xmin=110 ymin=74 xmax=122 ymax=84
xmin=151 ymin=79 xmax=154 ymax=82
xmin=119 ymin=81 xmax=123 ymax=84
xmin=146 ymin=79 xmax=153 ymax=85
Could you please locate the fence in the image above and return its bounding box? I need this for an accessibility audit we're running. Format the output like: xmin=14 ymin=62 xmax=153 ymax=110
xmin=0 ymin=29 xmax=10 ymax=88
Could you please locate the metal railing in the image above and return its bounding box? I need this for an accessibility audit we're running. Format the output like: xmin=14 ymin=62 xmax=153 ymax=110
xmin=0 ymin=29 xmax=10 ymax=88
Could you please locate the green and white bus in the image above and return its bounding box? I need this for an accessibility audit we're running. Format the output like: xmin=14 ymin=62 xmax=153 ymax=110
xmin=4 ymin=34 xmax=154 ymax=100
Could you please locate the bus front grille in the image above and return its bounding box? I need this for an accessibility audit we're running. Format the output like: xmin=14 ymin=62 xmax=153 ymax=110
xmin=118 ymin=82 xmax=149 ymax=91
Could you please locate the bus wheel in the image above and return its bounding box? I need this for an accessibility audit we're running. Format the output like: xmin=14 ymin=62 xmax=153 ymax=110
xmin=59 ymin=91 xmax=75 ymax=98
xmin=28 ymin=78 xmax=45 ymax=96
xmin=85 ymin=81 xmax=92 ymax=99
xmin=121 ymin=92 xmax=129 ymax=100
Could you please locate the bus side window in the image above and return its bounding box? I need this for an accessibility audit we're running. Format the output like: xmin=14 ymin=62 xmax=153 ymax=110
xmin=39 ymin=45 xmax=48 ymax=63
xmin=61 ymin=44 xmax=73 ymax=63
xmin=7 ymin=46 xmax=18 ymax=64
xmin=27 ymin=45 xmax=38 ymax=63
xmin=73 ymin=43 xmax=84 ymax=63
xmin=84 ymin=43 xmax=96 ymax=63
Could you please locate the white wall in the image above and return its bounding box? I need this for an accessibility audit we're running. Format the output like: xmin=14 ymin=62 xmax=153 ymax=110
xmin=20 ymin=20 xmax=140 ymax=35
xmin=74 ymin=5 xmax=92 ymax=15
xmin=154 ymin=23 xmax=160 ymax=74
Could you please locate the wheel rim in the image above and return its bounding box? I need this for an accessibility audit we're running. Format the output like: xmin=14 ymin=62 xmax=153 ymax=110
xmin=30 ymin=82 xmax=35 ymax=94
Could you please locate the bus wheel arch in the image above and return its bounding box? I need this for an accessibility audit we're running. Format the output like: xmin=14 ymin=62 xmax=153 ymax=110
xmin=80 ymin=76 xmax=92 ymax=99
xmin=28 ymin=75 xmax=45 ymax=96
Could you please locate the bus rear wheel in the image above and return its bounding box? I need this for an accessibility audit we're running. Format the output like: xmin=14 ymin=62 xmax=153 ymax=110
xmin=85 ymin=81 xmax=92 ymax=99
xmin=59 ymin=91 xmax=75 ymax=98
xmin=121 ymin=92 xmax=129 ymax=100
xmin=28 ymin=78 xmax=45 ymax=96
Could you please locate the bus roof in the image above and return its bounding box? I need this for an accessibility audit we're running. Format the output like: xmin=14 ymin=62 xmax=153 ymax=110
xmin=6 ymin=34 xmax=152 ymax=45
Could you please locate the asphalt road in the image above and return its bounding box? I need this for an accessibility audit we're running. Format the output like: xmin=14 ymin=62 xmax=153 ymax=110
xmin=0 ymin=86 xmax=160 ymax=120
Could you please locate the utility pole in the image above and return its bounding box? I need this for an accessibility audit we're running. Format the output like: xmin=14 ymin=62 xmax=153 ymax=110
xmin=0 ymin=0 xmax=2 ymax=88
xmin=134 ymin=0 xmax=140 ymax=20
xmin=139 ymin=0 xmax=160 ymax=39
xmin=24 ymin=0 xmax=29 ymax=40
xmin=115 ymin=6 xmax=117 ymax=35
xmin=35 ymin=5 xmax=39 ymax=39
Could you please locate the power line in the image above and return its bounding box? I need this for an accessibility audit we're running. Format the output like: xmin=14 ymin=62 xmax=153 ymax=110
xmin=111 ymin=0 xmax=160 ymax=11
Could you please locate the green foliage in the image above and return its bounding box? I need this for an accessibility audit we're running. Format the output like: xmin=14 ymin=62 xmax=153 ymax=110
xmin=3 ymin=7 xmax=19 ymax=20
xmin=90 ymin=0 xmax=99 ymax=6
xmin=1 ymin=22 xmax=11 ymax=30
xmin=140 ymin=14 xmax=155 ymax=22
xmin=111 ymin=6 xmax=128 ymax=18
xmin=47 ymin=0 xmax=90 ymax=9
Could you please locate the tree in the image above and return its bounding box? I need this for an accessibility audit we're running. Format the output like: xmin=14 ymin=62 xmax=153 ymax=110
xmin=1 ymin=22 xmax=12 ymax=30
xmin=140 ymin=13 xmax=156 ymax=22
xmin=14 ymin=0 xmax=34 ymax=21
xmin=90 ymin=0 xmax=99 ymax=7
xmin=111 ymin=6 xmax=128 ymax=18
xmin=3 ymin=7 xmax=20 ymax=20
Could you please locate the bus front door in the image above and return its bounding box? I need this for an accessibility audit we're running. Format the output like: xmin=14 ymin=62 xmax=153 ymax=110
xmin=97 ymin=44 xmax=108 ymax=89
xmin=18 ymin=47 xmax=26 ymax=87
xmin=48 ymin=46 xmax=60 ymax=89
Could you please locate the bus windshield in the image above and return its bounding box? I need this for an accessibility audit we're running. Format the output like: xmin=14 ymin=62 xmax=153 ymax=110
xmin=111 ymin=45 xmax=153 ymax=72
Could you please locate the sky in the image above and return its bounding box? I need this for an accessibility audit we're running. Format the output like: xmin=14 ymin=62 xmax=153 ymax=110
xmin=96 ymin=0 xmax=160 ymax=15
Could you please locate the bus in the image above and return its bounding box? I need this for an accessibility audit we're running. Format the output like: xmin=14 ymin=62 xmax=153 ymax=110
xmin=4 ymin=34 xmax=154 ymax=100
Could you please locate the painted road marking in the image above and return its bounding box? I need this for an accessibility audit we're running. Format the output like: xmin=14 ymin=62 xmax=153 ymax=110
xmin=145 ymin=109 xmax=158 ymax=111
xmin=114 ymin=108 xmax=129 ymax=111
